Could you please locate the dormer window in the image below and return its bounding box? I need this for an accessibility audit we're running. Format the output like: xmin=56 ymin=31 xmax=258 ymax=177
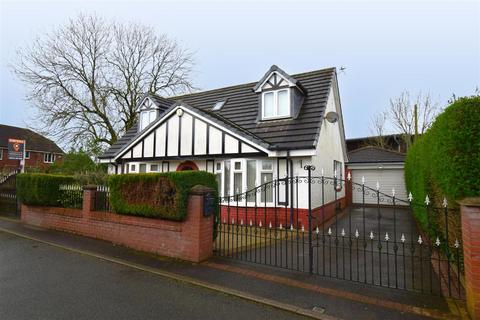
xmin=140 ymin=110 xmax=157 ymax=131
xmin=254 ymin=65 xmax=305 ymax=122
xmin=138 ymin=97 xmax=160 ymax=131
xmin=262 ymin=89 xmax=290 ymax=119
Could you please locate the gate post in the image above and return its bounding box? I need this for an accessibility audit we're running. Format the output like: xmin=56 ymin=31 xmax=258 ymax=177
xmin=459 ymin=197 xmax=480 ymax=319
xmin=304 ymin=165 xmax=315 ymax=274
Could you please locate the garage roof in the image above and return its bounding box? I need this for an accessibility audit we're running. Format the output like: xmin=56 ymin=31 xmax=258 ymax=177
xmin=347 ymin=146 xmax=405 ymax=163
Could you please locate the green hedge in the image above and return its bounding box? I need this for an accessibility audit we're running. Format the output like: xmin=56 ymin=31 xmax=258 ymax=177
xmin=17 ymin=173 xmax=76 ymax=207
xmin=108 ymin=171 xmax=218 ymax=222
xmin=405 ymin=96 xmax=480 ymax=236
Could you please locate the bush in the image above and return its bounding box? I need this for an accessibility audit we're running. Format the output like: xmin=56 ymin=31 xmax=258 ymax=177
xmin=17 ymin=173 xmax=76 ymax=207
xmin=48 ymin=151 xmax=96 ymax=174
xmin=108 ymin=171 xmax=218 ymax=221
xmin=405 ymin=96 xmax=480 ymax=238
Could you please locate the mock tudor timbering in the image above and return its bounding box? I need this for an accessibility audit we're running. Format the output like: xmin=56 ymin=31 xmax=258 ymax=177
xmin=100 ymin=65 xmax=348 ymax=210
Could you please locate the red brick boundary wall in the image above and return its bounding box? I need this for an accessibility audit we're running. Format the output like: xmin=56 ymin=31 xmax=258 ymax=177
xmin=459 ymin=197 xmax=480 ymax=319
xmin=220 ymin=197 xmax=347 ymax=229
xmin=21 ymin=185 xmax=214 ymax=263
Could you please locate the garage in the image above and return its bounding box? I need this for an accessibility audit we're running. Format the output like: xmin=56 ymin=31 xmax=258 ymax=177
xmin=347 ymin=146 xmax=406 ymax=205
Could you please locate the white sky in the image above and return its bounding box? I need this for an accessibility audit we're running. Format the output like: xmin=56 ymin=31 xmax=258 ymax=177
xmin=0 ymin=0 xmax=479 ymax=140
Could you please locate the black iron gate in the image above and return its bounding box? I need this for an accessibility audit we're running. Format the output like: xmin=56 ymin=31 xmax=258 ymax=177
xmin=214 ymin=166 xmax=464 ymax=300
xmin=0 ymin=170 xmax=19 ymax=217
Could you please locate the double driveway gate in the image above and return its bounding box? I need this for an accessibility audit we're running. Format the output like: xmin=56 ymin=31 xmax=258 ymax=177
xmin=214 ymin=166 xmax=464 ymax=300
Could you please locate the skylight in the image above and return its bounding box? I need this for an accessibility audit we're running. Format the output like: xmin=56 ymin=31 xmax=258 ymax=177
xmin=212 ymin=99 xmax=226 ymax=111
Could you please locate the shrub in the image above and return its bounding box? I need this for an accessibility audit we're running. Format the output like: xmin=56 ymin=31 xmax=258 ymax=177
xmin=108 ymin=171 xmax=218 ymax=221
xmin=48 ymin=151 xmax=96 ymax=174
xmin=405 ymin=96 xmax=480 ymax=239
xmin=17 ymin=173 xmax=76 ymax=207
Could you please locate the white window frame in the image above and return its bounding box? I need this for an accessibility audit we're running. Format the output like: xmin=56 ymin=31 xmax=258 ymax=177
xmin=217 ymin=158 xmax=276 ymax=206
xmin=262 ymin=89 xmax=290 ymax=120
xmin=150 ymin=164 xmax=159 ymax=172
xmin=139 ymin=110 xmax=157 ymax=131
xmin=43 ymin=153 xmax=55 ymax=163
xmin=334 ymin=160 xmax=343 ymax=191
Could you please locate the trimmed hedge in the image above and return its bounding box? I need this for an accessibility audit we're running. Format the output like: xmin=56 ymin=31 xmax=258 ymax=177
xmin=17 ymin=173 xmax=76 ymax=207
xmin=405 ymin=96 xmax=480 ymax=236
xmin=108 ymin=171 xmax=218 ymax=222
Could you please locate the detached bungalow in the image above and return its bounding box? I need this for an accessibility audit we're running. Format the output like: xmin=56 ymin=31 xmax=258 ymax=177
xmin=100 ymin=65 xmax=348 ymax=224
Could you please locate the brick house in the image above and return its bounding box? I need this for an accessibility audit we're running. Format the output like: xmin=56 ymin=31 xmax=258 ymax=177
xmin=0 ymin=124 xmax=64 ymax=173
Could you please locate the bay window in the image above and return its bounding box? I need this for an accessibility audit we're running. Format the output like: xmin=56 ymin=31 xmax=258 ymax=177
xmin=224 ymin=160 xmax=231 ymax=198
xmin=233 ymin=160 xmax=243 ymax=200
xmin=262 ymin=89 xmax=290 ymax=120
xmin=217 ymin=159 xmax=275 ymax=204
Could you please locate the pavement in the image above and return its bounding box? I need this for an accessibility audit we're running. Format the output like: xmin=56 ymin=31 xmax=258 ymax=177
xmin=0 ymin=216 xmax=468 ymax=320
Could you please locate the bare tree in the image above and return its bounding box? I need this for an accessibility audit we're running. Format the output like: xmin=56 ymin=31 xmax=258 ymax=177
xmin=13 ymin=14 xmax=195 ymax=155
xmin=368 ymin=111 xmax=389 ymax=149
xmin=388 ymin=91 xmax=439 ymax=149
xmin=368 ymin=91 xmax=440 ymax=151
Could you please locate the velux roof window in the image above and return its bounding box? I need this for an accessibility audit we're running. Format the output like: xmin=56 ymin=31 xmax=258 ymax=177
xmin=212 ymin=99 xmax=227 ymax=111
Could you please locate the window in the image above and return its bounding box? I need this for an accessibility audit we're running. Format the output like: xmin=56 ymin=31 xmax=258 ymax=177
xmin=212 ymin=100 xmax=226 ymax=111
xmin=262 ymin=89 xmax=290 ymax=119
xmin=25 ymin=151 xmax=30 ymax=159
xmin=0 ymin=149 xmax=2 ymax=160
xmin=260 ymin=160 xmax=274 ymax=203
xmin=139 ymin=164 xmax=147 ymax=173
xmin=215 ymin=162 xmax=222 ymax=198
xmin=246 ymin=160 xmax=257 ymax=201
xmin=130 ymin=164 xmax=136 ymax=172
xmin=140 ymin=110 xmax=157 ymax=131
xmin=150 ymin=164 xmax=159 ymax=172
xmin=224 ymin=160 xmax=231 ymax=197
xmin=233 ymin=161 xmax=243 ymax=199
xmin=44 ymin=153 xmax=55 ymax=163
xmin=334 ymin=160 xmax=343 ymax=191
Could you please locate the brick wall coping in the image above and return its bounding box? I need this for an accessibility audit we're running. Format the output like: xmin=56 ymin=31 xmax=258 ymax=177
xmin=458 ymin=197 xmax=480 ymax=207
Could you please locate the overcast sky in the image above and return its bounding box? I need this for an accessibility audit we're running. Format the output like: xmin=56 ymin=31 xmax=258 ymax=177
xmin=0 ymin=0 xmax=478 ymax=140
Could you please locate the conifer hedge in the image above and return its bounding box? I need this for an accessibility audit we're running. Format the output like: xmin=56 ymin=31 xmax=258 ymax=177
xmin=405 ymin=96 xmax=480 ymax=235
xmin=108 ymin=171 xmax=218 ymax=221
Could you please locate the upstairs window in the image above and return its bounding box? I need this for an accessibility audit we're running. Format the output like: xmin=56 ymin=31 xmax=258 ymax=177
xmin=140 ymin=110 xmax=157 ymax=131
xmin=262 ymin=89 xmax=290 ymax=119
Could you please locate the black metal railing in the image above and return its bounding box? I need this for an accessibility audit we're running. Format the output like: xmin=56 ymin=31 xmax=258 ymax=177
xmin=214 ymin=166 xmax=464 ymax=300
xmin=58 ymin=184 xmax=83 ymax=209
xmin=93 ymin=185 xmax=111 ymax=212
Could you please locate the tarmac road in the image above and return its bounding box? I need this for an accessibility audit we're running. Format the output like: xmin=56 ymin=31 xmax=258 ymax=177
xmin=0 ymin=231 xmax=308 ymax=320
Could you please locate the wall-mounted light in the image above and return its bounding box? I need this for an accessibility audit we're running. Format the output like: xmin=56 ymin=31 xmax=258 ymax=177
xmin=176 ymin=108 xmax=184 ymax=117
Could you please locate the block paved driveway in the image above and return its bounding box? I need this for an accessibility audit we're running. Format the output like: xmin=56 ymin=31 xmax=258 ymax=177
xmin=0 ymin=231 xmax=307 ymax=320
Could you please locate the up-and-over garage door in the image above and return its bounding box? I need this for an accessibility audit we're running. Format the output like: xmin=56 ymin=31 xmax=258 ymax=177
xmin=351 ymin=168 xmax=407 ymax=204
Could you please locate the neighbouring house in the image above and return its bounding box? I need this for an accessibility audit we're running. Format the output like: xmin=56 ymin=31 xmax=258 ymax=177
xmin=0 ymin=124 xmax=64 ymax=173
xmin=346 ymin=145 xmax=406 ymax=204
xmin=99 ymin=65 xmax=348 ymax=225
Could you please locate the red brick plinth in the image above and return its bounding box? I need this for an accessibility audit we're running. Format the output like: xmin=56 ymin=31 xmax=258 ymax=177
xmin=459 ymin=197 xmax=480 ymax=319
xmin=21 ymin=185 xmax=214 ymax=263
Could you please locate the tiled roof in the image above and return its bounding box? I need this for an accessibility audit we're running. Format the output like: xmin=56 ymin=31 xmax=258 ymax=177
xmin=100 ymin=66 xmax=336 ymax=159
xmin=347 ymin=146 xmax=405 ymax=163
xmin=0 ymin=124 xmax=63 ymax=153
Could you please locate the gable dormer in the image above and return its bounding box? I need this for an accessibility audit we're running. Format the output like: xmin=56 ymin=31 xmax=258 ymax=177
xmin=138 ymin=96 xmax=160 ymax=131
xmin=254 ymin=65 xmax=305 ymax=121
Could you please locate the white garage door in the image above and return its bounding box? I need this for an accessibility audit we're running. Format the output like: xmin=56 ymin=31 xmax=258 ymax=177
xmin=351 ymin=168 xmax=407 ymax=205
